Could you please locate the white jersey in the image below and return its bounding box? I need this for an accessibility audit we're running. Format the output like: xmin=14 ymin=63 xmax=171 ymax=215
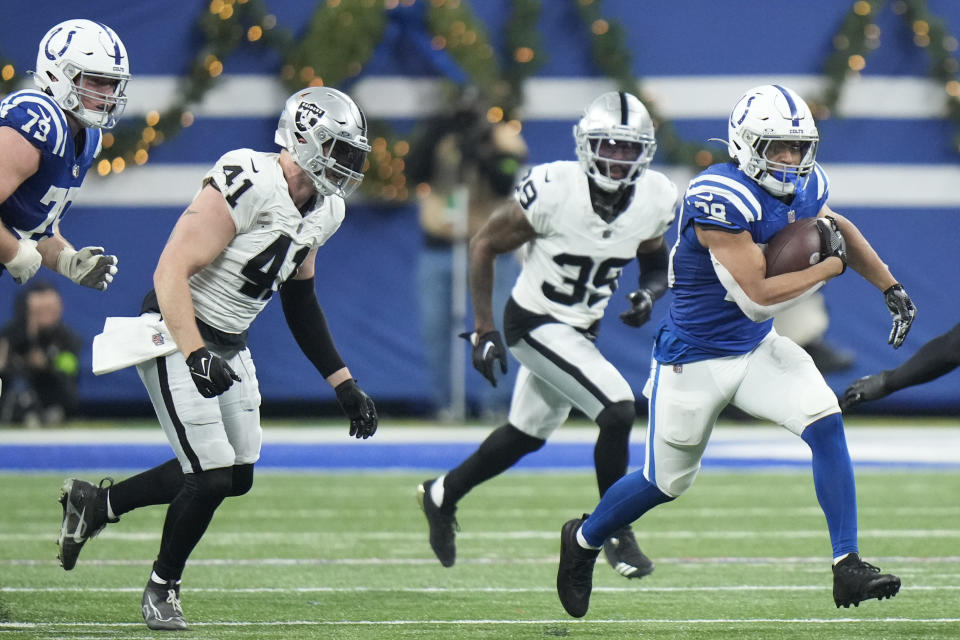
xmin=511 ymin=161 xmax=677 ymax=329
xmin=189 ymin=149 xmax=344 ymax=333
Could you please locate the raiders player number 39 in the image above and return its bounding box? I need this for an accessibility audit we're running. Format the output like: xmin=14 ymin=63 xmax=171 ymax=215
xmin=417 ymin=91 xmax=677 ymax=583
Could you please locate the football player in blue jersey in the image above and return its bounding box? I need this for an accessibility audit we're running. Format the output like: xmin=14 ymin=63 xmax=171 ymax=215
xmin=556 ymin=84 xmax=916 ymax=618
xmin=0 ymin=19 xmax=128 ymax=290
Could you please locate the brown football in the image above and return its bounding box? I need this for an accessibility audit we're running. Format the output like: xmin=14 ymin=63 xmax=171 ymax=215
xmin=763 ymin=218 xmax=823 ymax=277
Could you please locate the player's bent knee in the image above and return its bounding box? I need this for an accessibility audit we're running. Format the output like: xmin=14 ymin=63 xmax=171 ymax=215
xmin=596 ymin=400 xmax=636 ymax=435
xmin=657 ymin=465 xmax=699 ymax=497
xmin=185 ymin=467 xmax=235 ymax=502
xmin=229 ymin=463 xmax=255 ymax=497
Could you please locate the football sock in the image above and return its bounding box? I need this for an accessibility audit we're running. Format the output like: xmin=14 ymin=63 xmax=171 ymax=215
xmin=580 ymin=470 xmax=672 ymax=548
xmin=154 ymin=467 xmax=233 ymax=581
xmin=105 ymin=492 xmax=117 ymax=522
xmin=576 ymin=527 xmax=601 ymax=551
xmin=442 ymin=424 xmax=544 ymax=511
xmin=801 ymin=413 xmax=858 ymax=558
xmin=109 ymin=458 xmax=184 ymax=516
xmin=594 ymin=400 xmax=635 ymax=495
xmin=429 ymin=475 xmax=446 ymax=508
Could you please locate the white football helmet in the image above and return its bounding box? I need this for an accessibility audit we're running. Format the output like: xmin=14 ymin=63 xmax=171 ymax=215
xmin=727 ymin=84 xmax=818 ymax=196
xmin=573 ymin=91 xmax=657 ymax=192
xmin=275 ymin=87 xmax=371 ymax=199
xmin=33 ymin=19 xmax=130 ymax=129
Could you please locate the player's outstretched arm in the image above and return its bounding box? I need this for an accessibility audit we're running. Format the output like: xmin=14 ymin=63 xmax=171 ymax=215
xmin=463 ymin=200 xmax=535 ymax=387
xmin=821 ymin=205 xmax=916 ymax=348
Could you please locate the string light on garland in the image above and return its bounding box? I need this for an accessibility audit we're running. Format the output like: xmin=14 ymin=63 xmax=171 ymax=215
xmin=818 ymin=0 xmax=960 ymax=151
xmin=574 ymin=0 xmax=716 ymax=169
xmin=99 ymin=0 xmax=293 ymax=176
xmin=9 ymin=0 xmax=958 ymax=197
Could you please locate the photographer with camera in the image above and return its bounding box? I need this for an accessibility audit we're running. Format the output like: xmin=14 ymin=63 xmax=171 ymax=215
xmin=406 ymin=87 xmax=527 ymax=420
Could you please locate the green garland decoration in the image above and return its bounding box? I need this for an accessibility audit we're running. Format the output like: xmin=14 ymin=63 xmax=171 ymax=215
xmin=573 ymin=0 xmax=717 ymax=169
xmin=815 ymin=0 xmax=960 ymax=150
xmin=283 ymin=1 xmax=385 ymax=91
xmin=3 ymin=0 xmax=958 ymax=198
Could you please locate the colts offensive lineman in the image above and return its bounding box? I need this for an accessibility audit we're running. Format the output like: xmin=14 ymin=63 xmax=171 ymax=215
xmin=0 ymin=19 xmax=126 ymax=290
xmin=57 ymin=87 xmax=378 ymax=631
xmin=418 ymin=91 xmax=677 ymax=579
xmin=557 ymin=84 xmax=915 ymax=618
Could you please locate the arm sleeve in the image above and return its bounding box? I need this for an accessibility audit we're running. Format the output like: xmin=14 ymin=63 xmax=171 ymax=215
xmin=279 ymin=277 xmax=346 ymax=378
xmin=885 ymin=322 xmax=960 ymax=391
xmin=637 ymin=241 xmax=669 ymax=301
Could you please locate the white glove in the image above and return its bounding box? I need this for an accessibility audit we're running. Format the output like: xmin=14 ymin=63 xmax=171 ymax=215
xmin=57 ymin=246 xmax=119 ymax=291
xmin=3 ymin=238 xmax=42 ymax=284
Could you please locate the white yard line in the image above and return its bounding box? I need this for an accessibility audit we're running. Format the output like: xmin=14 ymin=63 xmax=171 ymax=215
xmin=4 ymin=617 xmax=960 ymax=629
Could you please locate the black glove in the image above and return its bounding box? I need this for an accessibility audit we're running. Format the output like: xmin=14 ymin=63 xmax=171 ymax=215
xmin=619 ymin=289 xmax=655 ymax=328
xmin=185 ymin=347 xmax=240 ymax=398
xmin=459 ymin=330 xmax=508 ymax=387
xmin=839 ymin=372 xmax=891 ymax=412
xmin=335 ymin=378 xmax=378 ymax=439
xmin=883 ymin=283 xmax=916 ymax=349
xmin=816 ymin=216 xmax=847 ymax=273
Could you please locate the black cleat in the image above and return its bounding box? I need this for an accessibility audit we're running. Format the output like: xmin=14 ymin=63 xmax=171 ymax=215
xmin=603 ymin=525 xmax=654 ymax=579
xmin=142 ymin=578 xmax=190 ymax=631
xmin=417 ymin=478 xmax=458 ymax=567
xmin=832 ymin=553 xmax=901 ymax=608
xmin=557 ymin=515 xmax=600 ymax=618
xmin=57 ymin=478 xmax=116 ymax=570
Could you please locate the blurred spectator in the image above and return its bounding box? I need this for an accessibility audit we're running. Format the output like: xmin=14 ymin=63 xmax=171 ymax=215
xmin=406 ymin=86 xmax=528 ymax=419
xmin=0 ymin=280 xmax=82 ymax=427
xmin=774 ymin=291 xmax=855 ymax=373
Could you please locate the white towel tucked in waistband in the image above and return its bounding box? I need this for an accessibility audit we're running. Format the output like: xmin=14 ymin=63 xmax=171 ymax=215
xmin=92 ymin=313 xmax=179 ymax=375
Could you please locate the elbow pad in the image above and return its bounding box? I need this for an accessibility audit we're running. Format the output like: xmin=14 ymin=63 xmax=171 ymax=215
xmin=711 ymin=252 xmax=823 ymax=322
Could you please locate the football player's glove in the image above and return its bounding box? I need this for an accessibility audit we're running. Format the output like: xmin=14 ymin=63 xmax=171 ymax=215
xmin=619 ymin=289 xmax=655 ymax=328
xmin=840 ymin=372 xmax=890 ymax=412
xmin=883 ymin=283 xmax=916 ymax=349
xmin=3 ymin=238 xmax=42 ymax=284
xmin=335 ymin=378 xmax=378 ymax=439
xmin=186 ymin=347 xmax=240 ymax=398
xmin=817 ymin=217 xmax=847 ymax=273
xmin=57 ymin=246 xmax=119 ymax=291
xmin=460 ymin=330 xmax=508 ymax=387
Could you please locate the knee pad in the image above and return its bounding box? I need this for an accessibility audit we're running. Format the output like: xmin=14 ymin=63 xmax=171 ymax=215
xmin=230 ymin=464 xmax=255 ymax=497
xmin=596 ymin=400 xmax=636 ymax=435
xmin=184 ymin=467 xmax=235 ymax=503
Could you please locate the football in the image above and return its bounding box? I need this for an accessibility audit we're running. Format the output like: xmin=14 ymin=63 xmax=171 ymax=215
xmin=763 ymin=218 xmax=823 ymax=277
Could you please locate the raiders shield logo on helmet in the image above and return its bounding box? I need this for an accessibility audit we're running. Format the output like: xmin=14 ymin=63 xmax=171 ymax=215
xmin=295 ymin=102 xmax=325 ymax=133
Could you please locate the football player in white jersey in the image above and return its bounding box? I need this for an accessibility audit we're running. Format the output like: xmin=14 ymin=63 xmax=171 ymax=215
xmin=0 ymin=19 xmax=125 ymax=290
xmin=55 ymin=87 xmax=378 ymax=631
xmin=557 ymin=85 xmax=915 ymax=618
xmin=417 ymin=92 xmax=678 ymax=580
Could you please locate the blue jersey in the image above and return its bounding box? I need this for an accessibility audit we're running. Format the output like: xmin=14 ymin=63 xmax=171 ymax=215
xmin=655 ymin=161 xmax=830 ymax=364
xmin=0 ymin=89 xmax=101 ymax=242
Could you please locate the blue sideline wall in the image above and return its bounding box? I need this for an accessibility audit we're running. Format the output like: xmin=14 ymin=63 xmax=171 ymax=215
xmin=1 ymin=1 xmax=959 ymax=413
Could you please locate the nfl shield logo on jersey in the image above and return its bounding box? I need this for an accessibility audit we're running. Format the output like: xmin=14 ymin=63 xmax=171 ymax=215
xmin=787 ymin=210 xmax=796 ymax=223
xmin=151 ymin=333 xmax=165 ymax=346
xmin=72 ymin=164 xmax=80 ymax=178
